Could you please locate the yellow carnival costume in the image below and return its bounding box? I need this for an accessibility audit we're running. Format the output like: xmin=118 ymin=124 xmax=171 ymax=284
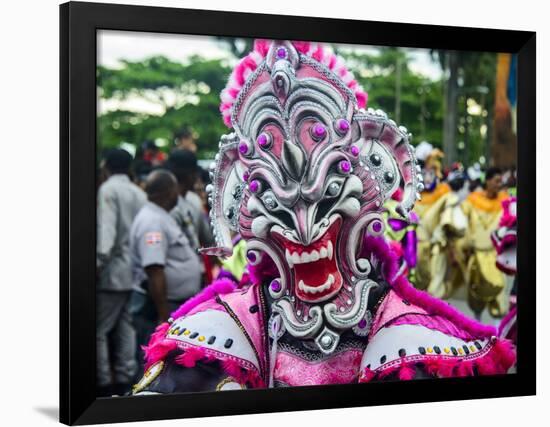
xmin=461 ymin=190 xmax=508 ymax=317
xmin=415 ymin=183 xmax=468 ymax=298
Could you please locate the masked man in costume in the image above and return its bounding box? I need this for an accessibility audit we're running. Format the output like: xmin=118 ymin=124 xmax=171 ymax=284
xmin=413 ymin=143 xmax=466 ymax=298
xmin=132 ymin=41 xmax=515 ymax=394
xmin=461 ymin=168 xmax=508 ymax=319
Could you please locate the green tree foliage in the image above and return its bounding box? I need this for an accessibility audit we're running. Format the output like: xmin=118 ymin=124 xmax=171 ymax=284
xmin=340 ymin=47 xmax=444 ymax=148
xmin=432 ymin=50 xmax=497 ymax=165
xmin=97 ymin=45 xmax=496 ymax=167
xmin=97 ymin=55 xmax=231 ymax=158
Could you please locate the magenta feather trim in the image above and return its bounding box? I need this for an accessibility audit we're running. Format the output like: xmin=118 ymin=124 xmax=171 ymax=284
xmin=173 ymin=346 xmax=214 ymax=368
xmin=170 ymin=278 xmax=237 ymax=320
xmin=361 ymin=235 xmax=497 ymax=338
xmin=142 ymin=322 xmax=177 ymax=369
xmin=398 ymin=363 xmax=417 ymax=380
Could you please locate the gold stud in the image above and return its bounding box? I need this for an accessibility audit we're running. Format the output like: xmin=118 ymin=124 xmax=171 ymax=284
xmin=198 ymin=336 xmax=205 ymax=342
xmin=458 ymin=348 xmax=464 ymax=355
xmin=427 ymin=347 xmax=433 ymax=353
xmin=184 ymin=330 xmax=191 ymax=336
xmin=444 ymin=348 xmax=450 ymax=354
xmin=470 ymin=345 xmax=476 ymax=352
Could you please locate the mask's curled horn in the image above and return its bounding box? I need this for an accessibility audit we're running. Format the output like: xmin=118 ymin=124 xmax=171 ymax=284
xmin=200 ymin=133 xmax=246 ymax=258
xmin=353 ymin=108 xmax=423 ymax=218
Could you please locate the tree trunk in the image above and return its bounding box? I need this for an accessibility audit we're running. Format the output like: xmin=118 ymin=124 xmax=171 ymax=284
xmin=395 ymin=55 xmax=402 ymax=123
xmin=443 ymin=51 xmax=459 ymax=166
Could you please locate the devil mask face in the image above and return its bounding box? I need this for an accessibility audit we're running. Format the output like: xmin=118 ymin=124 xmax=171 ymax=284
xmin=205 ymin=40 xmax=423 ymax=353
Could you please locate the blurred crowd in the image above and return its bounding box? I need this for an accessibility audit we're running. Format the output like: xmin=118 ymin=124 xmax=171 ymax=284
xmin=96 ymin=129 xmax=217 ymax=397
xmin=96 ymin=132 xmax=517 ymax=397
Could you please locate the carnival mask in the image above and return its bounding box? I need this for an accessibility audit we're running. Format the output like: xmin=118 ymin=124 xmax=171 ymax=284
xmin=204 ymin=40 xmax=423 ymax=353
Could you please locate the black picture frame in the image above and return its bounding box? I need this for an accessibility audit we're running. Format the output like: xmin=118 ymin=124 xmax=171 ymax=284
xmin=60 ymin=1 xmax=536 ymax=424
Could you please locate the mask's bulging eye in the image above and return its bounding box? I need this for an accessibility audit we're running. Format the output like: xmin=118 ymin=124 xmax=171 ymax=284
xmin=326 ymin=182 xmax=342 ymax=197
xmin=261 ymin=194 xmax=278 ymax=211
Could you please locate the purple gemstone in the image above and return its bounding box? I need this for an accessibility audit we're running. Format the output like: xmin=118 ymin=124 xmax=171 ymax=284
xmin=257 ymin=133 xmax=269 ymax=147
xmin=243 ymin=171 xmax=250 ymax=182
xmin=270 ymin=279 xmax=282 ymax=292
xmin=350 ymin=145 xmax=360 ymax=157
xmin=276 ymin=47 xmax=287 ymax=59
xmin=246 ymin=251 xmax=257 ymax=263
xmin=337 ymin=118 xmax=350 ymax=133
xmin=249 ymin=179 xmax=260 ymax=193
xmin=339 ymin=160 xmax=351 ymax=173
xmin=312 ymin=123 xmax=326 ymax=140
xmin=372 ymin=220 xmax=382 ymax=233
xmin=358 ymin=318 xmax=367 ymax=329
xmin=238 ymin=141 xmax=249 ymax=155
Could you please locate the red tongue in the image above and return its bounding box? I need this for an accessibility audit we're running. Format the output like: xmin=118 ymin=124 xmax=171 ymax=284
xmin=293 ymin=257 xmax=336 ymax=287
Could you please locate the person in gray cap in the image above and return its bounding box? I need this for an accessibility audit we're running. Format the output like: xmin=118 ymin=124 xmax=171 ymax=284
xmin=129 ymin=169 xmax=202 ymax=374
xmin=96 ymin=148 xmax=146 ymax=397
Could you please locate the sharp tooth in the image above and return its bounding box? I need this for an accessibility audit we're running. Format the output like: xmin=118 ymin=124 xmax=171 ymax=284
xmin=310 ymin=250 xmax=320 ymax=262
xmin=286 ymin=249 xmax=293 ymax=268
xmin=291 ymin=252 xmax=301 ymax=265
xmin=298 ymin=280 xmax=305 ymax=291
xmin=301 ymin=252 xmax=312 ymax=263
xmin=327 ymin=241 xmax=333 ymax=260
xmin=320 ymin=247 xmax=328 ymax=259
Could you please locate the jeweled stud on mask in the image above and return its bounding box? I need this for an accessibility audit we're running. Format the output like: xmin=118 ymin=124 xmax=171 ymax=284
xmin=246 ymin=250 xmax=262 ymax=265
xmin=338 ymin=160 xmax=352 ymax=174
xmin=249 ymin=179 xmax=262 ymax=193
xmin=238 ymin=140 xmax=252 ymax=156
xmin=311 ymin=122 xmax=327 ymax=141
xmin=335 ymin=118 xmax=350 ymax=136
xmin=349 ymin=145 xmax=360 ymax=157
xmin=246 ymin=251 xmax=257 ymax=263
xmin=269 ymin=278 xmax=282 ymax=292
xmin=276 ymin=46 xmax=288 ymax=60
xmin=256 ymin=132 xmax=272 ymax=150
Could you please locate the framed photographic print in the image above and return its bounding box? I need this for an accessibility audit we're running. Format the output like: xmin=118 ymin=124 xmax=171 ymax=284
xmin=60 ymin=1 xmax=536 ymax=424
